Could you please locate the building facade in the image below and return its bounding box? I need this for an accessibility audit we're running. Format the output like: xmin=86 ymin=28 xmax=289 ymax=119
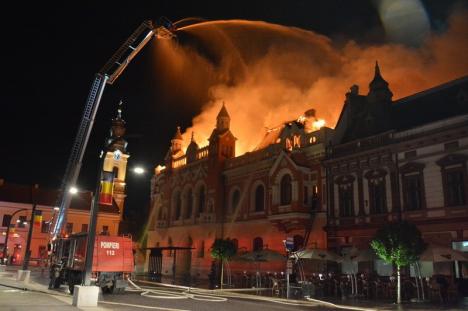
xmin=325 ymin=64 xmax=468 ymax=274
xmin=147 ymin=103 xmax=332 ymax=279
xmin=147 ymin=65 xmax=468 ymax=280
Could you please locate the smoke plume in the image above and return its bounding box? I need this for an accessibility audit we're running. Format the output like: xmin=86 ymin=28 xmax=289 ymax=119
xmin=152 ymin=10 xmax=468 ymax=156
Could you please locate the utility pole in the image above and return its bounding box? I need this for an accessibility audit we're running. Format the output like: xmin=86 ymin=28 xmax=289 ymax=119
xmin=22 ymin=184 xmax=39 ymax=271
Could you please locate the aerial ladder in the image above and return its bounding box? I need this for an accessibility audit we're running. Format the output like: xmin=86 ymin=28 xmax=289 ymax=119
xmin=52 ymin=19 xmax=175 ymax=238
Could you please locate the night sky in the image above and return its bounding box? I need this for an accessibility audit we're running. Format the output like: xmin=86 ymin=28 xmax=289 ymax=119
xmin=0 ymin=1 xmax=461 ymax=232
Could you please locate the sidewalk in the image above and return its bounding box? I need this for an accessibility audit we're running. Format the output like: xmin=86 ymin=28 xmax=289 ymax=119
xmin=0 ymin=266 xmax=110 ymax=311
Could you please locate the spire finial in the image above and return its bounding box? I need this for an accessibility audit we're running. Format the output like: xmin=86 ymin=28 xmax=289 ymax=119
xmin=375 ymin=61 xmax=381 ymax=77
xmin=191 ymin=131 xmax=195 ymax=142
xmin=173 ymin=126 xmax=183 ymax=140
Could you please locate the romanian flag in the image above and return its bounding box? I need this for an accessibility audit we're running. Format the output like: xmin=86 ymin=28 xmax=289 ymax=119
xmin=99 ymin=170 xmax=114 ymax=206
xmin=33 ymin=210 xmax=42 ymax=228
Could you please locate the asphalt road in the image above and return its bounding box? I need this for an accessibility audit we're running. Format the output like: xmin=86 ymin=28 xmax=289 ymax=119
xmin=100 ymin=282 xmax=330 ymax=311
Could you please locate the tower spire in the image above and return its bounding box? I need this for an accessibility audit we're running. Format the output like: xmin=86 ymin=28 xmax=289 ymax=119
xmin=216 ymin=102 xmax=231 ymax=131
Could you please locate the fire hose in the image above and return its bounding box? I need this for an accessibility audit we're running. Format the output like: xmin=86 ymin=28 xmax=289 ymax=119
xmin=127 ymin=279 xmax=227 ymax=302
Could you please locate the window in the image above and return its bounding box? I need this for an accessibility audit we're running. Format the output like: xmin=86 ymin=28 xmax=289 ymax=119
xmin=41 ymin=221 xmax=49 ymax=233
xmin=38 ymin=245 xmax=47 ymax=258
xmin=174 ymin=192 xmax=182 ymax=220
xmin=444 ymin=141 xmax=459 ymax=151
xmin=445 ymin=169 xmax=466 ymax=206
xmin=403 ymin=174 xmax=425 ymax=210
xmin=2 ymin=214 xmax=11 ymax=227
xmin=198 ymin=186 xmax=206 ymax=216
xmin=400 ymin=162 xmax=426 ymax=211
xmin=18 ymin=216 xmax=27 ymax=228
xmin=102 ymin=225 xmax=109 ymax=235
xmin=197 ymin=241 xmax=205 ymax=258
xmin=280 ymin=174 xmax=292 ymax=205
xmin=81 ymin=224 xmax=88 ymax=232
xmin=303 ymin=186 xmax=309 ymax=205
xmin=436 ymin=154 xmax=468 ymax=207
xmin=65 ymin=222 xmax=73 ymax=234
xmin=368 ymin=178 xmax=387 ymax=214
xmin=253 ymin=237 xmax=263 ymax=251
xmin=293 ymin=235 xmax=304 ymax=251
xmin=338 ymin=184 xmax=354 ymax=217
xmin=186 ymin=189 xmax=193 ymax=219
xmin=254 ymin=185 xmax=265 ymax=212
xmin=404 ymin=150 xmax=417 ymax=159
xmin=231 ymin=238 xmax=239 ymax=250
xmin=231 ymin=189 xmax=240 ymax=214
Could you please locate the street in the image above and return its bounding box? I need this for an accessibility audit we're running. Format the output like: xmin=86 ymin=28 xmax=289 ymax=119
xmin=2 ymin=268 xmax=468 ymax=311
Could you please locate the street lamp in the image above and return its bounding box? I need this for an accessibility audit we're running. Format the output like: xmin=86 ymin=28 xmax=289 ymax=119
xmin=133 ymin=167 xmax=145 ymax=175
xmin=69 ymin=187 xmax=79 ymax=195
xmin=1 ymin=208 xmax=28 ymax=265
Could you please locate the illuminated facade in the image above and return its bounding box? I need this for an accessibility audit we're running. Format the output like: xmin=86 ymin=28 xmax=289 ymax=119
xmin=325 ymin=65 xmax=468 ymax=274
xmin=146 ymin=64 xmax=468 ymax=280
xmin=146 ymin=103 xmax=331 ymax=279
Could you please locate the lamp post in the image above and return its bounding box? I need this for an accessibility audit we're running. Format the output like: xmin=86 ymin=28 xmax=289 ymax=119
xmin=22 ymin=184 xmax=39 ymax=271
xmin=1 ymin=208 xmax=28 ymax=265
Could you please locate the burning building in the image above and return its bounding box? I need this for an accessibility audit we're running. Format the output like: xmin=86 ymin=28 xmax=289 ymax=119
xmin=145 ymin=64 xmax=468 ymax=281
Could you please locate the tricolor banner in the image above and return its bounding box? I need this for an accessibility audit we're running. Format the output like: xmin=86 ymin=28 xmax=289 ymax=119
xmin=99 ymin=171 xmax=114 ymax=206
xmin=33 ymin=210 xmax=42 ymax=228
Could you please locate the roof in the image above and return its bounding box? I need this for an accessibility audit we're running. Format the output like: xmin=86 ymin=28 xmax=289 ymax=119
xmin=0 ymin=181 xmax=120 ymax=214
xmin=337 ymin=75 xmax=468 ymax=144
xmin=392 ymin=76 xmax=468 ymax=131
xmin=255 ymin=120 xmax=304 ymax=150
xmin=217 ymin=103 xmax=230 ymax=119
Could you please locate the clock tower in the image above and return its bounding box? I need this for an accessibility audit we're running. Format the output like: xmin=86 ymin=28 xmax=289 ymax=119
xmin=103 ymin=101 xmax=129 ymax=222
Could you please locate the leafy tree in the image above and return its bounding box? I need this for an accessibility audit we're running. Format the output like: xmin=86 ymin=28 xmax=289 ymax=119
xmin=211 ymin=238 xmax=237 ymax=289
xmin=371 ymin=221 xmax=426 ymax=304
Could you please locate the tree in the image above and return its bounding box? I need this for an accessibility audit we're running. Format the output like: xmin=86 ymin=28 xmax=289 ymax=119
xmin=371 ymin=221 xmax=426 ymax=304
xmin=210 ymin=238 xmax=237 ymax=289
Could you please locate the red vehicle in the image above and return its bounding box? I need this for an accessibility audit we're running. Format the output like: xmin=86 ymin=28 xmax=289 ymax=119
xmin=49 ymin=233 xmax=134 ymax=294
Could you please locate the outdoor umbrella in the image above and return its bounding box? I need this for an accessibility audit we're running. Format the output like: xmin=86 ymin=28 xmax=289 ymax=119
xmin=291 ymin=249 xmax=342 ymax=262
xmin=235 ymin=249 xmax=286 ymax=262
xmin=343 ymin=247 xmax=378 ymax=262
xmin=419 ymin=245 xmax=468 ymax=262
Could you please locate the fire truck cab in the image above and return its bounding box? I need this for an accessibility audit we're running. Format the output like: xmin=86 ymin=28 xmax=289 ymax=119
xmin=49 ymin=233 xmax=134 ymax=294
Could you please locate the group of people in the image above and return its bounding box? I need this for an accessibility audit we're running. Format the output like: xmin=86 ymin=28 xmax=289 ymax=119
xmin=231 ymin=269 xmax=464 ymax=304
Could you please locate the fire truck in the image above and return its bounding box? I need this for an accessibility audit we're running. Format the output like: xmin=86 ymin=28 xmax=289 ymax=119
xmin=49 ymin=233 xmax=134 ymax=294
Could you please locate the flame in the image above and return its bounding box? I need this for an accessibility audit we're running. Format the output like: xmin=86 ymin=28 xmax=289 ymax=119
xmin=152 ymin=10 xmax=468 ymax=156
xmin=312 ymin=119 xmax=326 ymax=130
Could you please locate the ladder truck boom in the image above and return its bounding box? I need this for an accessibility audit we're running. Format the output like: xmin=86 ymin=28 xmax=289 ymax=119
xmin=52 ymin=20 xmax=175 ymax=237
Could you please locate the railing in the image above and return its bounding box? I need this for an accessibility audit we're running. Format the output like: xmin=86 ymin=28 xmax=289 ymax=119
xmin=172 ymin=156 xmax=187 ymax=168
xmin=196 ymin=146 xmax=209 ymax=160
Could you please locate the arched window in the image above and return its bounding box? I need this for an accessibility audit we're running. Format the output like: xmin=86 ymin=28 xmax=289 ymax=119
xmin=231 ymin=189 xmax=240 ymax=214
xmin=198 ymin=186 xmax=205 ymax=216
xmin=175 ymin=192 xmax=182 ymax=220
xmin=293 ymin=235 xmax=304 ymax=251
xmin=255 ymin=185 xmax=265 ymax=212
xmin=112 ymin=166 xmax=119 ymax=179
xmin=185 ymin=189 xmax=193 ymax=219
xmin=253 ymin=237 xmax=263 ymax=251
xmin=280 ymin=174 xmax=292 ymax=205
xmin=231 ymin=238 xmax=239 ymax=250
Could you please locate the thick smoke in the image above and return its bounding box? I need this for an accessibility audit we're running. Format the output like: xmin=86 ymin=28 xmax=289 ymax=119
xmin=154 ymin=10 xmax=468 ymax=155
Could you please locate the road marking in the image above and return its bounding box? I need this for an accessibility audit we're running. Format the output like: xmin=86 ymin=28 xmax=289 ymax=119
xmin=100 ymin=301 xmax=190 ymax=311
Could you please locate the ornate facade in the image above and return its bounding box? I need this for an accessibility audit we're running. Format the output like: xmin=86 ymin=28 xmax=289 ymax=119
xmin=146 ymin=64 xmax=468 ymax=279
xmin=147 ymin=104 xmax=330 ymax=279
xmin=325 ymin=64 xmax=468 ymax=266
